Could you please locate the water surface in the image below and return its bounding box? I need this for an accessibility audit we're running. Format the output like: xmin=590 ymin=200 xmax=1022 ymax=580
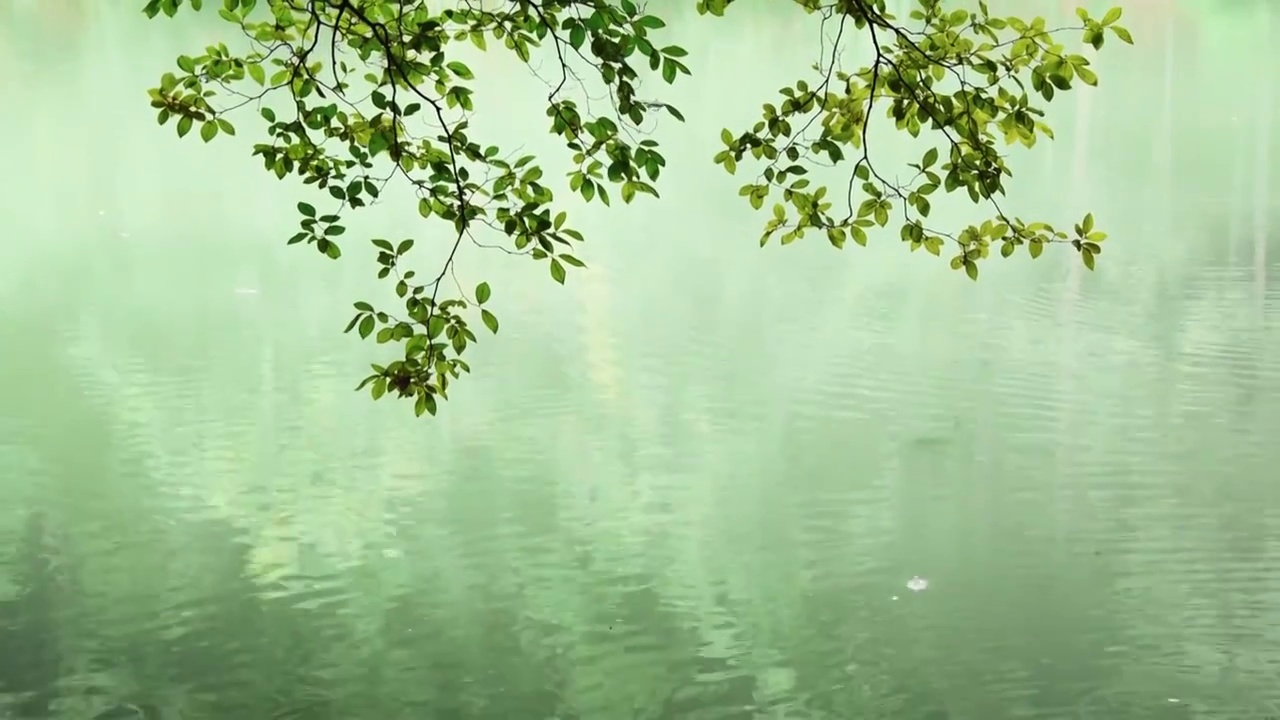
xmin=2 ymin=2 xmax=1279 ymax=718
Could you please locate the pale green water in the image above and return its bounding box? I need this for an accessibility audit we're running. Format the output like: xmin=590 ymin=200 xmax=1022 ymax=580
xmin=2 ymin=2 xmax=1279 ymax=719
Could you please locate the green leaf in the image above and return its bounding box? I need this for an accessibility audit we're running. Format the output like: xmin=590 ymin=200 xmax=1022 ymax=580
xmin=481 ymin=308 xmax=499 ymax=334
xmin=446 ymin=61 xmax=474 ymax=80
xmin=368 ymin=130 xmax=389 ymax=157
xmin=297 ymin=202 xmax=316 ymax=218
xmin=427 ymin=316 xmax=446 ymax=339
xmin=247 ymin=63 xmax=265 ymax=85
xmin=415 ymin=393 xmax=437 ymax=417
xmin=475 ymin=282 xmax=491 ymax=304
xmin=826 ymin=227 xmax=845 ymax=249
xmin=176 ymin=115 xmax=193 ymax=138
xmin=199 ymin=120 xmax=218 ymax=142
xmin=549 ymin=258 xmax=566 ymax=284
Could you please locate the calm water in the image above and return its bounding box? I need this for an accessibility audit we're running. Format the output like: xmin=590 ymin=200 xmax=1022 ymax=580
xmin=2 ymin=2 xmax=1279 ymax=718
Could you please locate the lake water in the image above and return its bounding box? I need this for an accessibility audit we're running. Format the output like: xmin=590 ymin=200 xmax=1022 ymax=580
xmin=2 ymin=1 xmax=1279 ymax=718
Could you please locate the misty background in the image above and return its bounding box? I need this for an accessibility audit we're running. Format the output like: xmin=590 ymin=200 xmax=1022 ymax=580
xmin=1 ymin=1 xmax=1279 ymax=718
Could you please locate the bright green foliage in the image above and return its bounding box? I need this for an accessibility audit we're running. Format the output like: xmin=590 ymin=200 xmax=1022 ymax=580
xmin=142 ymin=0 xmax=1129 ymax=416
xmin=711 ymin=0 xmax=1127 ymax=280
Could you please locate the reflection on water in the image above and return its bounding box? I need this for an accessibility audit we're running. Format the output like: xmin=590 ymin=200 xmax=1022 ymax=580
xmin=2 ymin=2 xmax=1280 ymax=718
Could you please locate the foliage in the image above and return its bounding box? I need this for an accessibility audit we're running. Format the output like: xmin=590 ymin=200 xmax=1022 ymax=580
xmin=142 ymin=0 xmax=1131 ymax=416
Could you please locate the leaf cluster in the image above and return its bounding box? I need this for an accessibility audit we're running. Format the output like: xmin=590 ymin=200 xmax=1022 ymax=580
xmin=714 ymin=0 xmax=1127 ymax=279
xmin=142 ymin=0 xmax=1129 ymax=416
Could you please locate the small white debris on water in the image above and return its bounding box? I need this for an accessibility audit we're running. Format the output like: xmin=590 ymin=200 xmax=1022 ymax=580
xmin=1167 ymin=699 xmax=1180 ymax=704
xmin=233 ymin=287 xmax=259 ymax=295
xmin=906 ymin=576 xmax=929 ymax=592
xmin=891 ymin=595 xmax=899 ymax=601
